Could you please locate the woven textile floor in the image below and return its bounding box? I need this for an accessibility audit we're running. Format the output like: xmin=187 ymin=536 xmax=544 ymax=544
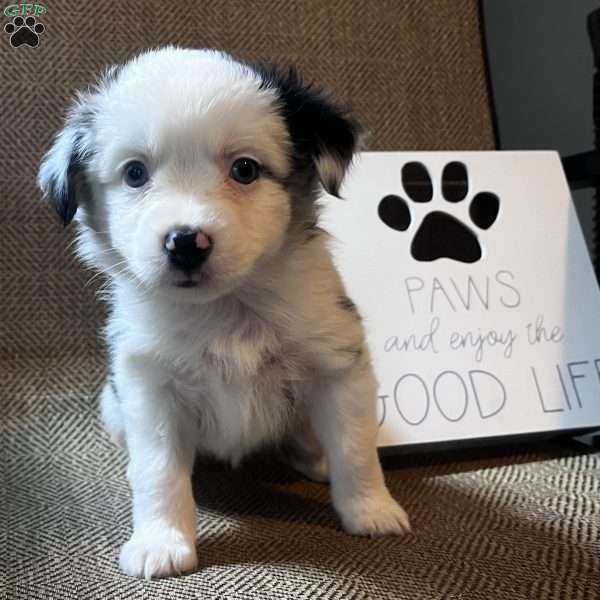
xmin=2 ymin=0 xmax=599 ymax=598
xmin=4 ymin=366 xmax=600 ymax=600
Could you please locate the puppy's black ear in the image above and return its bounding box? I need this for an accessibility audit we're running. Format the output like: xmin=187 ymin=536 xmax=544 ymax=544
xmin=255 ymin=65 xmax=362 ymax=197
xmin=38 ymin=99 xmax=94 ymax=226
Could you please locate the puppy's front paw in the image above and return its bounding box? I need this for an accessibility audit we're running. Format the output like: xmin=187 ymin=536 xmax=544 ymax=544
xmin=337 ymin=491 xmax=411 ymax=536
xmin=119 ymin=528 xmax=198 ymax=579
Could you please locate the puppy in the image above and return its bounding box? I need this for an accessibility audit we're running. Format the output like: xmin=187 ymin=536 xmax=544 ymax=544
xmin=38 ymin=47 xmax=410 ymax=579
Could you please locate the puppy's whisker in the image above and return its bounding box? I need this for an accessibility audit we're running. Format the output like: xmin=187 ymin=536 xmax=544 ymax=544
xmin=85 ymin=259 xmax=130 ymax=287
xmin=85 ymin=271 xmax=107 ymax=288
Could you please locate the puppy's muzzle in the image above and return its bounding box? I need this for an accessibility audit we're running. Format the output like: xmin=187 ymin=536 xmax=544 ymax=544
xmin=164 ymin=227 xmax=212 ymax=273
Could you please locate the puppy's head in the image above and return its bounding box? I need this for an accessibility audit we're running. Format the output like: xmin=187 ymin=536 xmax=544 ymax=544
xmin=38 ymin=48 xmax=360 ymax=302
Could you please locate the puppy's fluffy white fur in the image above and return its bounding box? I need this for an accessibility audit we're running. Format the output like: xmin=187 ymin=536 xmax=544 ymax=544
xmin=38 ymin=47 xmax=410 ymax=579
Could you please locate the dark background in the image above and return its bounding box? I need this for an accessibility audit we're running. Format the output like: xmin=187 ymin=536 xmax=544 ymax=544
xmin=483 ymin=0 xmax=598 ymax=257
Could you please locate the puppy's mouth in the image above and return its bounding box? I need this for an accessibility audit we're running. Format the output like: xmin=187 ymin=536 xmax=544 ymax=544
xmin=174 ymin=280 xmax=199 ymax=288
xmin=165 ymin=263 xmax=215 ymax=292
xmin=170 ymin=271 xmax=211 ymax=289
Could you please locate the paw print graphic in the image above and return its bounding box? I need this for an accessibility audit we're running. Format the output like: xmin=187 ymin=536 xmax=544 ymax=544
xmin=377 ymin=161 xmax=500 ymax=263
xmin=4 ymin=16 xmax=44 ymax=48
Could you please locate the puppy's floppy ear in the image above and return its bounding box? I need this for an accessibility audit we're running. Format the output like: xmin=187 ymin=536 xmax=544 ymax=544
xmin=38 ymin=96 xmax=94 ymax=226
xmin=255 ymin=64 xmax=362 ymax=197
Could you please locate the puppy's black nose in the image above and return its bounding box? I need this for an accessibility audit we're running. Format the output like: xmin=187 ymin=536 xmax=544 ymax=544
xmin=163 ymin=227 xmax=212 ymax=272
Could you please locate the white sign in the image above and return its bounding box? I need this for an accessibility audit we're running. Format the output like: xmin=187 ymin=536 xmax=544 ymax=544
xmin=321 ymin=151 xmax=600 ymax=448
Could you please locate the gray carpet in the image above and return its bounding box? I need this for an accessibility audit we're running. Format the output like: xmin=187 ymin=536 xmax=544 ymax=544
xmin=3 ymin=1 xmax=599 ymax=598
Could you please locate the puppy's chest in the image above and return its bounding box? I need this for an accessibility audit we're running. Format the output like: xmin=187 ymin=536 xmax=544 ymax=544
xmin=167 ymin=316 xmax=303 ymax=461
xmin=168 ymin=311 xmax=297 ymax=380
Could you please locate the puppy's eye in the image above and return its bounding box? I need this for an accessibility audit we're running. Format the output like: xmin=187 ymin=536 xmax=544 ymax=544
xmin=124 ymin=160 xmax=149 ymax=188
xmin=230 ymin=158 xmax=259 ymax=185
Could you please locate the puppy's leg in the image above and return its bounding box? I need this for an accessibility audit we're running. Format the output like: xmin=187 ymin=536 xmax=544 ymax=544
xmin=310 ymin=363 xmax=411 ymax=535
xmin=117 ymin=359 xmax=198 ymax=579
xmin=281 ymin=417 xmax=329 ymax=483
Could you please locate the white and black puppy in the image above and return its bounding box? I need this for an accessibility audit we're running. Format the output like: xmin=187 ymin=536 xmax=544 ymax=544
xmin=38 ymin=47 xmax=410 ymax=579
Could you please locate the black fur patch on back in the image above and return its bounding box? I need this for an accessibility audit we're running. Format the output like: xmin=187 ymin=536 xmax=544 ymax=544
xmin=338 ymin=295 xmax=357 ymax=312
xmin=338 ymin=295 xmax=361 ymax=322
xmin=302 ymin=218 xmax=328 ymax=242
xmin=337 ymin=345 xmax=364 ymax=360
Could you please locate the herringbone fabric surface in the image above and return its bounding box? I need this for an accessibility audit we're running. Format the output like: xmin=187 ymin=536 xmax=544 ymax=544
xmin=3 ymin=1 xmax=598 ymax=599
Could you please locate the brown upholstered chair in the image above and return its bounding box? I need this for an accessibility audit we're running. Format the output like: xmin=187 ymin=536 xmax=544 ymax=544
xmin=3 ymin=2 xmax=598 ymax=598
